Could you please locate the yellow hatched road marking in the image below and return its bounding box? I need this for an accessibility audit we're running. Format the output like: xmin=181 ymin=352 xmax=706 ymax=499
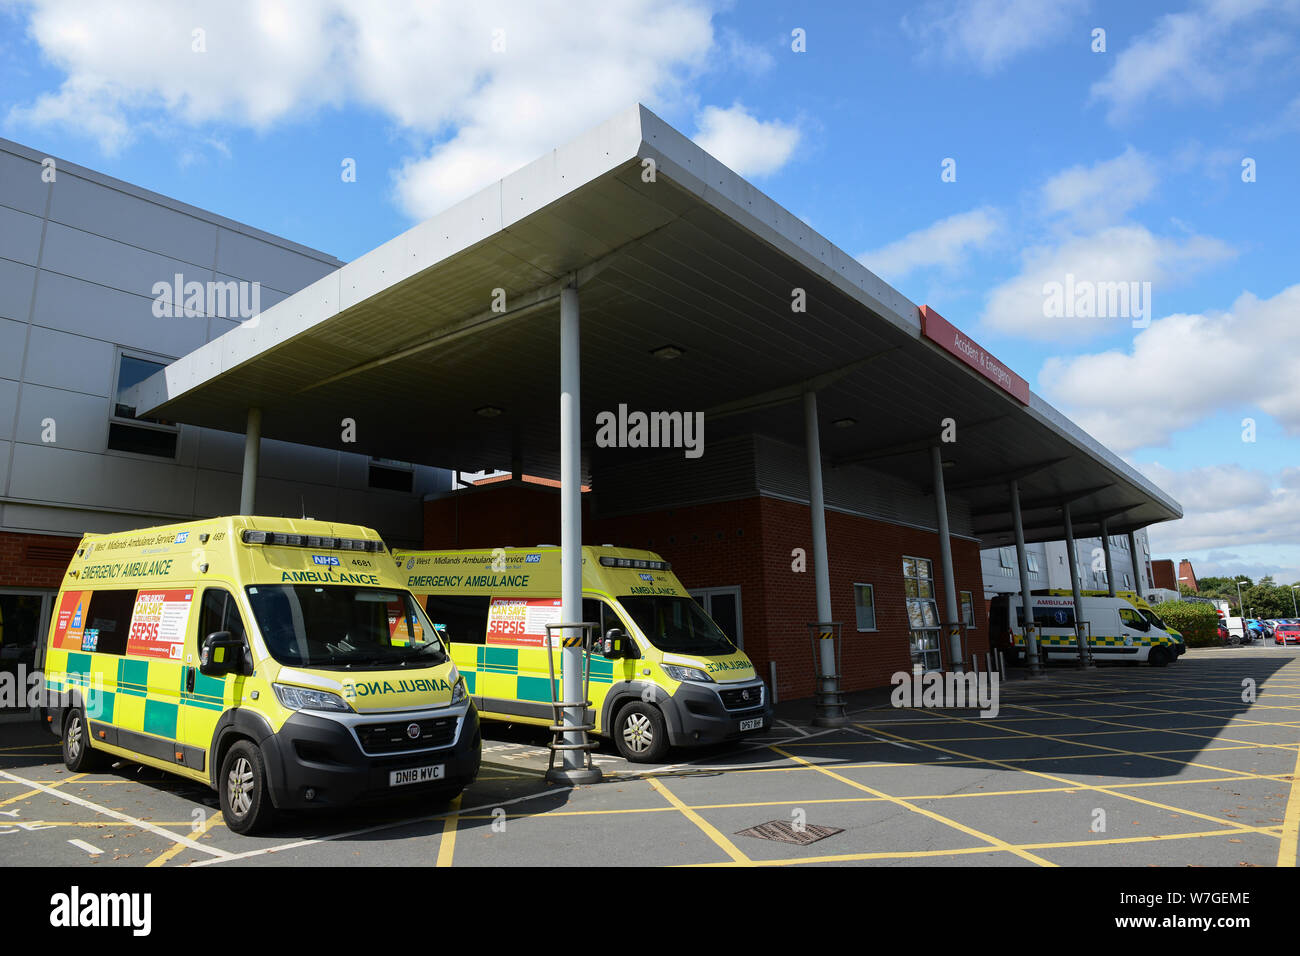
xmin=688 ymin=826 xmax=1278 ymax=867
xmin=436 ymin=795 xmax=462 ymax=867
xmin=990 ymin=703 xmax=1279 ymax=779
xmin=648 ymin=776 xmax=752 ymax=865
xmin=864 ymin=721 xmax=1269 ymax=835
xmin=1278 ymin=744 xmax=1300 ymax=867
xmin=768 ymin=745 xmax=1056 ymax=867
xmin=147 ymin=810 xmax=223 ymax=867
xmin=0 ymin=772 xmax=85 ymax=809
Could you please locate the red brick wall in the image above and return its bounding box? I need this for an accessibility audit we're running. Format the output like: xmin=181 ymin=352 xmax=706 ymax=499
xmin=422 ymin=487 xmax=988 ymax=700
xmin=0 ymin=531 xmax=78 ymax=590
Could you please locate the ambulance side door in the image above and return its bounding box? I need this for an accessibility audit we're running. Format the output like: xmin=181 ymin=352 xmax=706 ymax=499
xmin=181 ymin=587 xmax=249 ymax=772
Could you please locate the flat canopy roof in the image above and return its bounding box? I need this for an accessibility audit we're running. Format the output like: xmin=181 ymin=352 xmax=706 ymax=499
xmin=131 ymin=104 xmax=1181 ymax=548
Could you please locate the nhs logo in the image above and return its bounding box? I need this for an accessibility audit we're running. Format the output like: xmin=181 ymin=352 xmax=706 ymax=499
xmin=639 ymin=573 xmax=654 ymax=582
xmin=524 ymin=554 xmax=541 ymax=563
xmin=312 ymin=555 xmax=340 ymax=566
xmin=174 ymin=532 xmax=189 ymax=544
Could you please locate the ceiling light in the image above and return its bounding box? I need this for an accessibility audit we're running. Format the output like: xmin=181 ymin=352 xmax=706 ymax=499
xmin=475 ymin=405 xmax=503 ymax=418
xmin=651 ymin=345 xmax=684 ymax=360
xmin=832 ymin=417 xmax=856 ymax=428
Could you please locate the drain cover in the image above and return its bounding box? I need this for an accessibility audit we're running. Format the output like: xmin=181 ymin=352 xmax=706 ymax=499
xmin=735 ymin=820 xmax=843 ymax=845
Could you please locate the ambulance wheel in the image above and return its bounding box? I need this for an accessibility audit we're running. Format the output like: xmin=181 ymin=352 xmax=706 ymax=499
xmin=219 ymin=740 xmax=275 ymax=835
xmin=62 ymin=708 xmax=109 ymax=773
xmin=1148 ymin=647 xmax=1171 ymax=668
xmin=613 ymin=701 xmax=669 ymax=763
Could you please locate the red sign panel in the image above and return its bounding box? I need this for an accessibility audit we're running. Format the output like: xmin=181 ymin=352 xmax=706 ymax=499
xmin=919 ymin=305 xmax=1030 ymax=405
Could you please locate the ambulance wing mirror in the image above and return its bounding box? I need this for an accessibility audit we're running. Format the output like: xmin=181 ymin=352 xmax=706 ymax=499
xmin=200 ymin=631 xmax=247 ymax=677
xmin=600 ymin=628 xmax=625 ymax=659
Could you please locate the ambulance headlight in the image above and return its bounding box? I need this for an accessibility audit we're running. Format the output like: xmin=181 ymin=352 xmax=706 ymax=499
xmin=273 ymin=683 xmax=353 ymax=713
xmin=662 ymin=664 xmax=712 ymax=683
xmin=450 ymin=678 xmax=467 ymax=706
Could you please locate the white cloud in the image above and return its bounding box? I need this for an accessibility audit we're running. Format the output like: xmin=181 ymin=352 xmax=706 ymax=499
xmin=4 ymin=1 xmax=803 ymax=219
xmin=691 ymin=103 xmax=801 ymax=178
xmin=856 ymin=208 xmax=1000 ymax=282
xmin=1041 ymin=147 xmax=1158 ymax=229
xmin=902 ymin=0 xmax=1088 ymax=73
xmin=981 ymin=224 xmax=1235 ymax=339
xmin=1137 ymin=461 xmax=1300 ymax=560
xmin=1090 ymin=0 xmax=1299 ymax=122
xmin=1039 ymin=284 xmax=1300 ymax=452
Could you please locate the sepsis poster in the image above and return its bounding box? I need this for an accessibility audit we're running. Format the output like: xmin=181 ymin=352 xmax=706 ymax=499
xmin=125 ymin=589 xmax=194 ymax=660
xmin=486 ymin=597 xmax=562 ymax=647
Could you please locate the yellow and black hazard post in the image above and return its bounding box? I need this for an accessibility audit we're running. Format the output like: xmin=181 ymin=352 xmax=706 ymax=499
xmin=543 ymin=620 xmax=601 ymax=783
xmin=807 ymin=621 xmax=846 ymax=726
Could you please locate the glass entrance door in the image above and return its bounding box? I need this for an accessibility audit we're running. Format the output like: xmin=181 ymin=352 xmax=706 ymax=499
xmin=1 ymin=591 xmax=54 ymax=712
xmin=688 ymin=587 xmax=743 ymax=650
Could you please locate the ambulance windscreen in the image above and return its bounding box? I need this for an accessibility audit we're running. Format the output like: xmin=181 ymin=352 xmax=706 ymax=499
xmin=244 ymin=585 xmax=446 ymax=668
xmin=619 ymin=595 xmax=735 ymax=656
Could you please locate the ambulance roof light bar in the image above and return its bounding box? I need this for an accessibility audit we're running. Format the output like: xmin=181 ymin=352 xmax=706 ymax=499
xmin=241 ymin=529 xmax=386 ymax=552
xmin=598 ymin=556 xmax=670 ymax=571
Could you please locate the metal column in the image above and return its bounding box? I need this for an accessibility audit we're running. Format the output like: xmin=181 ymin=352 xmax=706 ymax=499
xmin=1127 ymin=530 xmax=1143 ymax=592
xmin=804 ymin=391 xmax=844 ymax=726
xmin=552 ymin=285 xmax=600 ymax=784
xmin=1063 ymin=502 xmax=1093 ymax=668
xmin=240 ymin=406 xmax=261 ymax=515
xmin=931 ymin=446 xmax=963 ymax=673
xmin=1100 ymin=517 xmax=1116 ymax=597
xmin=1010 ymin=480 xmax=1041 ymax=676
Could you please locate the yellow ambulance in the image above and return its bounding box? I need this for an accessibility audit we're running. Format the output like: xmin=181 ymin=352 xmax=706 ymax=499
xmin=41 ymin=516 xmax=480 ymax=834
xmin=394 ymin=546 xmax=771 ymax=763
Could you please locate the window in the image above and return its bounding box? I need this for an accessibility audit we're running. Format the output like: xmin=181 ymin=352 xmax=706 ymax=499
xmin=1122 ymin=572 xmax=1131 ymax=588
xmin=584 ymin=598 xmax=640 ymax=658
xmin=368 ymin=459 xmax=414 ymax=493
xmin=422 ymin=594 xmax=490 ymax=645
xmin=1027 ymin=552 xmax=1040 ymax=573
xmin=999 ymin=547 xmax=1014 ymax=569
xmin=197 ymin=588 xmax=247 ymax=653
xmin=108 ymin=353 xmax=178 ymax=458
xmin=1119 ymin=607 xmax=1146 ymax=629
xmin=960 ymin=590 xmax=975 ymax=628
xmin=853 ymin=584 xmax=876 ymax=631
xmin=903 ymin=556 xmax=941 ymax=671
xmin=80 ymin=589 xmax=137 ymax=656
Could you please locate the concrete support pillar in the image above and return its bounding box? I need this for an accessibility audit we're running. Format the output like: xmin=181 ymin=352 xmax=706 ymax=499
xmin=1100 ymin=517 xmax=1116 ymax=597
xmin=240 ymin=407 xmax=261 ymax=515
xmin=1127 ymin=530 xmax=1143 ymax=592
xmin=1010 ymin=480 xmax=1041 ymax=676
xmin=804 ymin=390 xmax=844 ymax=726
xmin=1063 ymin=502 xmax=1093 ymax=668
xmin=931 ymin=446 xmax=963 ymax=673
xmin=553 ymin=285 xmax=599 ymax=784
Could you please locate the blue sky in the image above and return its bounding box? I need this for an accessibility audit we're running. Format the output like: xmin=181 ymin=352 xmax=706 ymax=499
xmin=2 ymin=0 xmax=1298 ymax=582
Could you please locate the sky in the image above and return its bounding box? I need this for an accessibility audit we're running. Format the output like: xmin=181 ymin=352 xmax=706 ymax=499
xmin=1 ymin=0 xmax=1298 ymax=583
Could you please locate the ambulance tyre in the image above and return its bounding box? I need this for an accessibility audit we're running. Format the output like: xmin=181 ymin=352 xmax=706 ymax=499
xmin=62 ymin=707 xmax=109 ymax=773
xmin=1148 ymin=646 xmax=1171 ymax=668
xmin=219 ymin=740 xmax=275 ymax=835
xmin=613 ymin=700 xmax=669 ymax=763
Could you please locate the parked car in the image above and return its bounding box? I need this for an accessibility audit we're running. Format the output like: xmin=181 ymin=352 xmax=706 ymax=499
xmin=1218 ymin=621 xmax=1236 ymax=645
xmin=1275 ymin=624 xmax=1300 ymax=646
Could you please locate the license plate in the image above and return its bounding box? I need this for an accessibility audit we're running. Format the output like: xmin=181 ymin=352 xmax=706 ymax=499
xmin=389 ymin=764 xmax=445 ymax=787
xmin=739 ymin=718 xmax=764 ymax=732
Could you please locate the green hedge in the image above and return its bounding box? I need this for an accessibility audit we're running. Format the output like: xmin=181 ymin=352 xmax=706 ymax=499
xmin=1154 ymin=601 xmax=1220 ymax=647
